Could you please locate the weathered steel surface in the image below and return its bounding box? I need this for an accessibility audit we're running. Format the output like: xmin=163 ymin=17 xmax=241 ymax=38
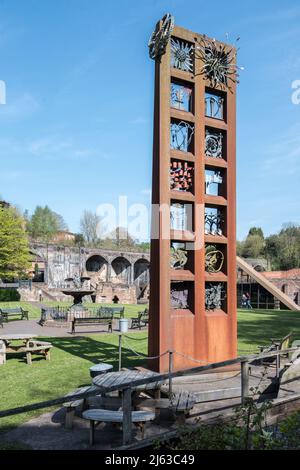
xmin=148 ymin=20 xmax=237 ymax=371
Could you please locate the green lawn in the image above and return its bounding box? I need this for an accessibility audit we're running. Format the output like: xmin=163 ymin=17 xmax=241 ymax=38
xmin=0 ymin=332 xmax=148 ymax=433
xmin=0 ymin=306 xmax=300 ymax=436
xmin=0 ymin=301 xmax=40 ymax=319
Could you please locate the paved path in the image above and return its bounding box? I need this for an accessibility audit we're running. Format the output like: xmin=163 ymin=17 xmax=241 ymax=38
xmin=0 ymin=319 xmax=147 ymax=337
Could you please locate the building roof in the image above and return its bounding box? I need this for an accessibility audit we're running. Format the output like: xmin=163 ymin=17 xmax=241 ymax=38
xmin=262 ymin=268 xmax=300 ymax=280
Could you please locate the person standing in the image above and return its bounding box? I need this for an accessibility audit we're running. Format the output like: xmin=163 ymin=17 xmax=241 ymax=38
xmin=245 ymin=292 xmax=252 ymax=309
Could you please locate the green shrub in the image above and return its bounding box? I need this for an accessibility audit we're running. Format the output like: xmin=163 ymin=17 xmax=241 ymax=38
xmin=0 ymin=289 xmax=20 ymax=301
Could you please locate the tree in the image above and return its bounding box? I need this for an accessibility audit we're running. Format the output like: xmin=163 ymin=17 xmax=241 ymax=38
xmin=265 ymin=224 xmax=300 ymax=270
xmin=248 ymin=227 xmax=264 ymax=239
xmin=27 ymin=206 xmax=68 ymax=242
xmin=0 ymin=206 xmax=31 ymax=280
xmin=241 ymin=234 xmax=265 ymax=258
xmin=80 ymin=210 xmax=100 ymax=245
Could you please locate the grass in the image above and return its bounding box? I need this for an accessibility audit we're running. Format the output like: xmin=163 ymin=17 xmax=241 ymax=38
xmin=0 ymin=301 xmax=40 ymax=319
xmin=0 ymin=332 xmax=148 ymax=433
xmin=1 ymin=306 xmax=300 ymax=436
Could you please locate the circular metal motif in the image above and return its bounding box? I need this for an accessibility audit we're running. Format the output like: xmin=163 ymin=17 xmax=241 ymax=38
xmin=148 ymin=13 xmax=174 ymax=61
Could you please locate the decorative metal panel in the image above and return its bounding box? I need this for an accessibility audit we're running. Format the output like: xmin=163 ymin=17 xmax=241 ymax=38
xmin=171 ymin=38 xmax=194 ymax=72
xmin=205 ymin=129 xmax=223 ymax=158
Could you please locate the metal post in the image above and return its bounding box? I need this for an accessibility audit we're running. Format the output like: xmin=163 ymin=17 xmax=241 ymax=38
xmin=275 ymin=345 xmax=280 ymax=378
xmin=169 ymin=350 xmax=173 ymax=396
xmin=122 ymin=386 xmax=132 ymax=445
xmin=118 ymin=334 xmax=122 ymax=371
xmin=241 ymin=360 xmax=249 ymax=404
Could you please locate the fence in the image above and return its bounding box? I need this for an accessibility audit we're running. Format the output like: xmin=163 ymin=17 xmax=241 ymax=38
xmin=0 ymin=346 xmax=299 ymax=447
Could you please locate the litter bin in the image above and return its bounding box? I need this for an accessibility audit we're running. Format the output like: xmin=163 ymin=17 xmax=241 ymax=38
xmin=119 ymin=318 xmax=129 ymax=333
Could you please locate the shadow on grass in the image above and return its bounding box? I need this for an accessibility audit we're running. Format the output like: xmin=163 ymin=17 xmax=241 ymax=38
xmin=44 ymin=335 xmax=147 ymax=370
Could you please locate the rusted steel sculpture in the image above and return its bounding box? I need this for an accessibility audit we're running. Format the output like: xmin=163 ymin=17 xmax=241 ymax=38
xmin=148 ymin=15 xmax=237 ymax=371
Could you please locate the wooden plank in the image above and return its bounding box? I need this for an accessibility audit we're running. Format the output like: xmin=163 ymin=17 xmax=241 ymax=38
xmin=122 ymin=387 xmax=132 ymax=446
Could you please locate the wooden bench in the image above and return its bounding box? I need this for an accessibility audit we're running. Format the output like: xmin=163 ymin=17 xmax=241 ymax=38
xmin=258 ymin=332 xmax=293 ymax=366
xmin=71 ymin=311 xmax=113 ymax=333
xmin=135 ymin=390 xmax=196 ymax=424
xmin=0 ymin=307 xmax=29 ymax=322
xmin=63 ymin=385 xmax=99 ymax=429
xmin=82 ymin=408 xmax=155 ymax=445
xmin=5 ymin=340 xmax=53 ymax=365
xmin=105 ymin=306 xmax=125 ymax=319
xmin=131 ymin=309 xmax=149 ymax=329
xmin=25 ymin=340 xmax=53 ymax=365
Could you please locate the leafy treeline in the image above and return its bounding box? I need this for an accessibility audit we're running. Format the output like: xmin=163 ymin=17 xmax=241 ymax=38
xmin=0 ymin=205 xmax=31 ymax=280
xmin=237 ymin=224 xmax=300 ymax=271
xmin=25 ymin=206 xmax=150 ymax=252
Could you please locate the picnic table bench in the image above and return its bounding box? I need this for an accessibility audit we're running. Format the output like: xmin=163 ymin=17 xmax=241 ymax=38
xmin=0 ymin=335 xmax=53 ymax=364
xmin=136 ymin=390 xmax=196 ymax=424
xmin=0 ymin=307 xmax=29 ymax=322
xmin=131 ymin=308 xmax=149 ymax=329
xmin=71 ymin=309 xmax=113 ymax=333
xmin=82 ymin=408 xmax=155 ymax=445
xmin=63 ymin=385 xmax=99 ymax=429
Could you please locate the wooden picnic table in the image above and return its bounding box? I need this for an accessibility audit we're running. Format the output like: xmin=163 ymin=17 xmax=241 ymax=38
xmin=0 ymin=334 xmax=38 ymax=348
xmin=92 ymin=369 xmax=162 ymax=395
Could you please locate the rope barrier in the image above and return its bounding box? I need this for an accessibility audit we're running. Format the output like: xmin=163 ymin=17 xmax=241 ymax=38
xmin=122 ymin=338 xmax=169 ymax=360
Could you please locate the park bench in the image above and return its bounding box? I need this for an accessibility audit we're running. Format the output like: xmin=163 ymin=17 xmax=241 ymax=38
xmin=71 ymin=308 xmax=114 ymax=333
xmin=104 ymin=306 xmax=125 ymax=319
xmin=257 ymin=332 xmax=293 ymax=367
xmin=82 ymin=408 xmax=155 ymax=445
xmin=131 ymin=309 xmax=149 ymax=329
xmin=0 ymin=307 xmax=29 ymax=322
xmin=63 ymin=385 xmax=99 ymax=429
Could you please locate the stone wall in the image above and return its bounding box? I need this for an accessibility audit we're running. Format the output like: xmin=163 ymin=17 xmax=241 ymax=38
xmin=29 ymin=243 xmax=150 ymax=304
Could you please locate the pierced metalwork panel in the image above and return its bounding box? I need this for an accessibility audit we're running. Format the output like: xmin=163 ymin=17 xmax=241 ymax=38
xmin=170 ymin=202 xmax=193 ymax=231
xmin=205 ymin=129 xmax=223 ymax=159
xmin=170 ymin=160 xmax=194 ymax=192
xmin=205 ymin=169 xmax=223 ymax=196
xmin=170 ymin=281 xmax=192 ymax=309
xmin=205 ymin=207 xmax=224 ymax=236
xmin=205 ymin=92 xmax=224 ymax=119
xmin=170 ymin=241 xmax=193 ymax=270
xmin=171 ymin=120 xmax=194 ymax=152
xmin=171 ymin=38 xmax=194 ymax=72
xmin=205 ymin=245 xmax=225 ymax=273
xmin=196 ymin=36 xmax=240 ymax=89
xmin=205 ymin=282 xmax=226 ymax=311
xmin=171 ymin=82 xmax=193 ymax=112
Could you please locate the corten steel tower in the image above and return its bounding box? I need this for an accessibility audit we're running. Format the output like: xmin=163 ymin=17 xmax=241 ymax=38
xmin=148 ymin=15 xmax=238 ymax=372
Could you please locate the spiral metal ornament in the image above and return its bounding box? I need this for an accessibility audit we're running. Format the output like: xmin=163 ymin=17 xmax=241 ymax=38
xmin=148 ymin=13 xmax=174 ymax=61
xmin=196 ymin=36 xmax=242 ymax=89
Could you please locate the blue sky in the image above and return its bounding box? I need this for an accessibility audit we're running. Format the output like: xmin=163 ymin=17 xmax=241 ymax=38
xmin=0 ymin=0 xmax=300 ymax=240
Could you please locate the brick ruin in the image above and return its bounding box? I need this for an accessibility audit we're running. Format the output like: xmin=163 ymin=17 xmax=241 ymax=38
xmin=29 ymin=243 xmax=150 ymax=304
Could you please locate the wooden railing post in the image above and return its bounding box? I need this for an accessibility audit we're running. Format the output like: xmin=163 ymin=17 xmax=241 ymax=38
xmin=241 ymin=360 xmax=249 ymax=404
xmin=118 ymin=334 xmax=122 ymax=371
xmin=169 ymin=350 xmax=173 ymax=397
xmin=122 ymin=386 xmax=132 ymax=445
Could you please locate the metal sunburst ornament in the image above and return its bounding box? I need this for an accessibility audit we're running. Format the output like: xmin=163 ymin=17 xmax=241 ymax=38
xmin=196 ymin=36 xmax=243 ymax=89
xmin=171 ymin=38 xmax=194 ymax=72
xmin=148 ymin=13 xmax=174 ymax=61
